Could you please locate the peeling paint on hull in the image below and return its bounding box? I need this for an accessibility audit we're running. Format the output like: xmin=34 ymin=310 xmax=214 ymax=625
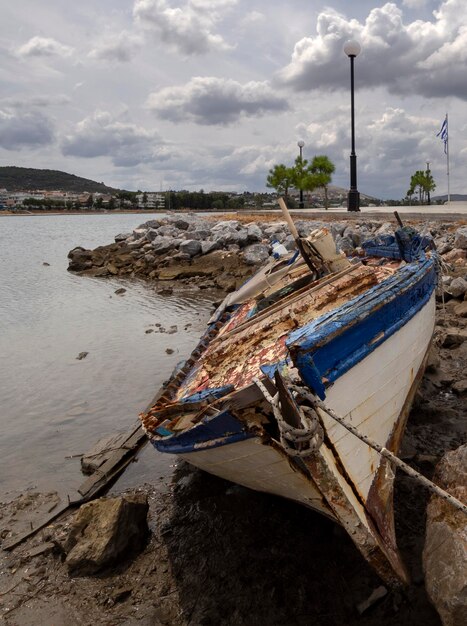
xmin=140 ymin=246 xmax=438 ymax=585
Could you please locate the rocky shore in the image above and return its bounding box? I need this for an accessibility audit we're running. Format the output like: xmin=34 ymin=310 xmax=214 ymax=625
xmin=67 ymin=212 xmax=467 ymax=298
xmin=1 ymin=213 xmax=466 ymax=625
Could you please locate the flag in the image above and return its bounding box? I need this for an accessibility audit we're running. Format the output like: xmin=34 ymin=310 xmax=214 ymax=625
xmin=437 ymin=116 xmax=448 ymax=154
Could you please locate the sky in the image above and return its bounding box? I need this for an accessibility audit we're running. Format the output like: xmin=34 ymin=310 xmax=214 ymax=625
xmin=0 ymin=0 xmax=465 ymax=199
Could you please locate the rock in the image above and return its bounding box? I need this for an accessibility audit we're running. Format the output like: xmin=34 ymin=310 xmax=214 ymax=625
xmin=126 ymin=239 xmax=146 ymax=250
xmin=145 ymin=228 xmax=159 ymax=242
xmin=423 ymin=444 xmax=467 ymax=626
xmin=375 ymin=222 xmax=394 ymax=236
xmin=454 ymin=226 xmax=467 ymax=249
xmin=114 ymin=288 xmax=126 ymax=295
xmin=114 ymin=233 xmax=131 ymax=242
xmin=151 ymin=236 xmax=181 ymax=255
xmin=447 ymin=277 xmax=467 ymax=298
xmin=336 ymin=236 xmax=355 ymax=255
xmin=331 ymin=223 xmax=346 ymax=239
xmin=201 ymin=240 xmax=219 ymax=255
xmin=343 ymin=225 xmax=362 ymax=247
xmin=246 ymin=223 xmax=263 ymax=242
xmin=441 ymin=329 xmax=467 ymax=348
xmin=68 ymin=248 xmax=93 ymax=272
xmin=138 ymin=219 xmax=163 ymax=229
xmin=454 ymin=301 xmax=467 ymax=317
xmin=76 ymin=352 xmax=88 ymax=360
xmin=426 ymin=345 xmax=440 ymax=372
xmin=211 ymin=220 xmax=240 ymax=233
xmin=156 ymin=225 xmax=181 ymax=238
xmin=132 ymin=228 xmax=147 ymax=239
xmin=283 ymin=234 xmax=296 ymax=251
xmin=179 ymin=239 xmax=202 ymax=257
xmin=64 ymin=493 xmax=149 ymax=576
xmin=443 ymin=249 xmax=467 ymax=263
xmin=243 ymin=243 xmax=270 ymax=266
xmin=166 ymin=215 xmax=190 ymax=230
xmin=216 ymin=272 xmax=238 ymax=292
xmin=189 ymin=229 xmax=211 ymax=241
xmin=452 ymin=379 xmax=467 ymax=394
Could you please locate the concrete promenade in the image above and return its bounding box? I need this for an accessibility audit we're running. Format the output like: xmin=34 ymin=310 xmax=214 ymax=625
xmin=280 ymin=202 xmax=467 ymax=221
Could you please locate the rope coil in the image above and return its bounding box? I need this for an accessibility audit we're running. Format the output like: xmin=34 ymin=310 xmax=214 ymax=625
xmin=253 ymin=377 xmax=323 ymax=459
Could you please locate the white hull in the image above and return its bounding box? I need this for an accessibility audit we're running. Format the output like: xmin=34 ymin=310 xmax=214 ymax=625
xmin=179 ymin=293 xmax=435 ymax=517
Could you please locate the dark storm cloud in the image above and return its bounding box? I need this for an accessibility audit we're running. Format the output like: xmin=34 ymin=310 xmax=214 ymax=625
xmin=0 ymin=109 xmax=54 ymax=149
xmin=61 ymin=111 xmax=164 ymax=166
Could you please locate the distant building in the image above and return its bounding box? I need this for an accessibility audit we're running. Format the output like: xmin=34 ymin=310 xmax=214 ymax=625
xmin=136 ymin=192 xmax=165 ymax=209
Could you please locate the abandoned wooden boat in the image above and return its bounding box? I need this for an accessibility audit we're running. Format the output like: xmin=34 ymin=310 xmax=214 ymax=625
xmin=140 ymin=218 xmax=439 ymax=586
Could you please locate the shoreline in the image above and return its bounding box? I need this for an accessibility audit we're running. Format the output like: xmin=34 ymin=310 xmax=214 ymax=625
xmin=1 ymin=213 xmax=465 ymax=625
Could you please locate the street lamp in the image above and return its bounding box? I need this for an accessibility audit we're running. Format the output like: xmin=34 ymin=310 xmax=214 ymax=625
xmin=297 ymin=140 xmax=305 ymax=208
xmin=344 ymin=40 xmax=361 ymax=212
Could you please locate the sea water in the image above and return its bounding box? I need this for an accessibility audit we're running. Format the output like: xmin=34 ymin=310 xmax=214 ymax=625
xmin=0 ymin=214 xmax=218 ymax=498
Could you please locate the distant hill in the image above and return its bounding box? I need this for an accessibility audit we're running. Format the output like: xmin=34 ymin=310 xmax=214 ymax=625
xmin=432 ymin=194 xmax=467 ymax=202
xmin=0 ymin=167 xmax=119 ymax=193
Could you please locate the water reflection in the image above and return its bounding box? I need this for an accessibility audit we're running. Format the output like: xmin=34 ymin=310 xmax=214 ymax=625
xmin=0 ymin=214 xmax=218 ymax=498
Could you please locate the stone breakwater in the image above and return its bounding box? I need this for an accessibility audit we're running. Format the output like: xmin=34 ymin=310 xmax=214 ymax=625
xmin=67 ymin=213 xmax=467 ymax=299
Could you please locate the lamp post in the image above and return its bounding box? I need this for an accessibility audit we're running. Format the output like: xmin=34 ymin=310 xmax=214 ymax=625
xmin=297 ymin=140 xmax=305 ymax=208
xmin=344 ymin=40 xmax=361 ymax=212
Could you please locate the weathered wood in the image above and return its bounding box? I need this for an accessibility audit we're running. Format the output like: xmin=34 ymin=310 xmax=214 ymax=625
xmin=77 ymin=423 xmax=147 ymax=498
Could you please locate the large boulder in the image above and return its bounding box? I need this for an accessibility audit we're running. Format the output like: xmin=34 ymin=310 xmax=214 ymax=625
xmin=454 ymin=227 xmax=467 ymax=250
xmin=246 ymin=223 xmax=263 ymax=242
xmin=423 ymin=444 xmax=467 ymax=626
xmin=447 ymin=277 xmax=467 ymax=299
xmin=179 ymin=239 xmax=202 ymax=257
xmin=243 ymin=243 xmax=270 ymax=266
xmin=67 ymin=247 xmax=93 ymax=272
xmin=64 ymin=494 xmax=149 ymax=576
xmin=151 ymin=236 xmax=181 ymax=255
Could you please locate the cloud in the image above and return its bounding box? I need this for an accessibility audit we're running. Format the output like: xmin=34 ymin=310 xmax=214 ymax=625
xmin=402 ymin=0 xmax=428 ymax=7
xmin=298 ymin=105 xmax=441 ymax=198
xmin=88 ymin=32 xmax=142 ymax=63
xmin=147 ymin=76 xmax=289 ymax=125
xmin=17 ymin=36 xmax=73 ymax=58
xmin=61 ymin=111 xmax=165 ymax=166
xmin=133 ymin=0 xmax=234 ymax=55
xmin=277 ymin=0 xmax=467 ymax=100
xmin=0 ymin=95 xmax=71 ymax=109
xmin=0 ymin=109 xmax=55 ymax=149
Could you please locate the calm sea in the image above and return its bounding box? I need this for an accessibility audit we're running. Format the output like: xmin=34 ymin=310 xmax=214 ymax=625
xmin=0 ymin=214 xmax=218 ymax=499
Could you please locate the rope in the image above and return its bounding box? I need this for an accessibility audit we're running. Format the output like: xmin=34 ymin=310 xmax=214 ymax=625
xmin=289 ymin=383 xmax=467 ymax=515
xmin=253 ymin=378 xmax=323 ymax=459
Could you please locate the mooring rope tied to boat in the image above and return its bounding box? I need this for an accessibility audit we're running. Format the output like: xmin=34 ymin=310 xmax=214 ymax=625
xmin=288 ymin=384 xmax=467 ymax=515
xmin=253 ymin=377 xmax=323 ymax=458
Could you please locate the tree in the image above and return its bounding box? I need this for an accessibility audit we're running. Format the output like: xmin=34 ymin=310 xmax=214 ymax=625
xmin=266 ymin=164 xmax=295 ymax=197
xmin=290 ymin=156 xmax=309 ymax=204
xmin=309 ymin=155 xmax=335 ymax=210
xmin=408 ymin=170 xmax=436 ymax=204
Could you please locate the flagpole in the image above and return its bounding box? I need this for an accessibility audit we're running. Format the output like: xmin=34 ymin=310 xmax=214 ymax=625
xmin=446 ymin=113 xmax=450 ymax=204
